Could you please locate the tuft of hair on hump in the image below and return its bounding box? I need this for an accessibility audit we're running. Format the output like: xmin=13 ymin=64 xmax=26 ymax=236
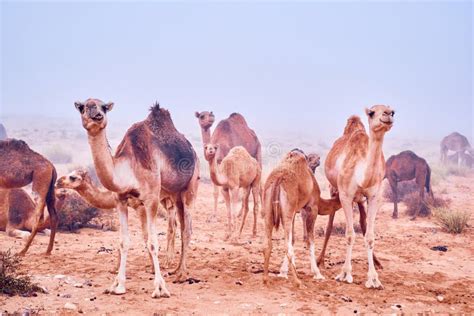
xmin=343 ymin=115 xmax=365 ymax=135
xmin=0 ymin=138 xmax=29 ymax=151
xmin=149 ymin=101 xmax=171 ymax=122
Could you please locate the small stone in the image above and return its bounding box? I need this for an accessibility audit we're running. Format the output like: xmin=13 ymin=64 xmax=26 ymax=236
xmin=235 ymin=280 xmax=243 ymax=286
xmin=280 ymin=303 xmax=288 ymax=308
xmin=64 ymin=303 xmax=77 ymax=310
xmin=73 ymin=283 xmax=83 ymax=288
xmin=437 ymin=295 xmax=444 ymax=302
xmin=54 ymin=275 xmax=66 ymax=279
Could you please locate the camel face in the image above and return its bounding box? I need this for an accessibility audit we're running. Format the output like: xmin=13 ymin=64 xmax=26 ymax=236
xmin=75 ymin=99 xmax=114 ymax=135
xmin=307 ymin=153 xmax=320 ymax=172
xmin=56 ymin=170 xmax=86 ymax=189
xmin=204 ymin=144 xmax=218 ymax=161
xmin=365 ymin=105 xmax=395 ymax=133
xmin=195 ymin=111 xmax=215 ymax=130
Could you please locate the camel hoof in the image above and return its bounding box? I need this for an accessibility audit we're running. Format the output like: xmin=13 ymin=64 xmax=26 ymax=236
xmin=410 ymin=217 xmax=417 ymax=221
xmin=173 ymin=271 xmax=189 ymax=283
xmin=313 ymin=274 xmax=325 ymax=281
xmin=152 ymin=281 xmax=170 ymax=298
xmin=296 ymin=281 xmax=306 ymax=289
xmin=335 ymin=271 xmax=353 ymax=284
xmin=277 ymin=273 xmax=288 ymax=279
xmin=105 ymin=285 xmax=126 ymax=295
xmin=365 ymin=278 xmax=383 ymax=289
xmin=392 ymin=214 xmax=398 ymax=219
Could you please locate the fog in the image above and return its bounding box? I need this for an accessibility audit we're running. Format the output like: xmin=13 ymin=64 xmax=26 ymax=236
xmin=1 ymin=2 xmax=472 ymax=143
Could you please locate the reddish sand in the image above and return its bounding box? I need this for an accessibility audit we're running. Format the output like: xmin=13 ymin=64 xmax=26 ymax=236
xmin=1 ymin=176 xmax=473 ymax=315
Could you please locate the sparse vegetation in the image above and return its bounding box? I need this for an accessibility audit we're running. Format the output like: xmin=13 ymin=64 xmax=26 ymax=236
xmin=433 ymin=208 xmax=470 ymax=234
xmin=404 ymin=193 xmax=450 ymax=217
xmin=0 ymin=250 xmax=44 ymax=296
xmin=45 ymin=145 xmax=72 ymax=164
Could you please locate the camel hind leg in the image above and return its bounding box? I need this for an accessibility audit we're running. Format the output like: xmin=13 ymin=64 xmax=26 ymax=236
xmin=251 ymin=181 xmax=260 ymax=238
xmin=238 ymin=187 xmax=251 ymax=238
xmin=317 ymin=212 xmax=335 ymax=267
xmin=262 ymin=186 xmax=273 ymax=285
xmin=306 ymin=208 xmax=324 ymax=280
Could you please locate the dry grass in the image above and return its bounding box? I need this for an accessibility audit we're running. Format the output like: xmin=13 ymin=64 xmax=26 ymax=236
xmin=433 ymin=208 xmax=470 ymax=234
xmin=0 ymin=250 xmax=44 ymax=297
xmin=383 ymin=180 xmax=419 ymax=202
xmin=404 ymin=193 xmax=450 ymax=217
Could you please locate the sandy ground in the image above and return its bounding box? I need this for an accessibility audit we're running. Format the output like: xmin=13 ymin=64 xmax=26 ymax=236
xmin=1 ymin=173 xmax=473 ymax=315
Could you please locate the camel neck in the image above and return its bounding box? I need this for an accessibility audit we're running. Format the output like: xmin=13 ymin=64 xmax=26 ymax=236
xmin=77 ymin=184 xmax=118 ymax=210
xmin=201 ymin=127 xmax=211 ymax=145
xmin=87 ymin=130 xmax=122 ymax=192
xmin=208 ymin=157 xmax=227 ymax=186
xmin=363 ymin=130 xmax=385 ymax=186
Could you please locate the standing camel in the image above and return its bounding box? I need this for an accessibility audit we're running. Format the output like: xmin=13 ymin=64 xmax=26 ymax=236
xmin=0 ymin=139 xmax=58 ymax=255
xmin=440 ymin=132 xmax=472 ymax=166
xmin=195 ymin=111 xmax=262 ymax=221
xmin=385 ymin=150 xmax=434 ymax=219
xmin=0 ymin=188 xmax=51 ymax=239
xmin=75 ymin=99 xmax=199 ymax=298
xmin=325 ymin=105 xmax=394 ymax=289
xmin=262 ymin=150 xmax=340 ymax=287
xmin=204 ymin=144 xmax=261 ymax=240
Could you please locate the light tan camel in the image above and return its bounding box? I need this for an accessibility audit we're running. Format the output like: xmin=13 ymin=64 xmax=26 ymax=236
xmin=325 ymin=105 xmax=394 ymax=289
xmin=56 ymin=170 xmax=177 ymax=269
xmin=195 ymin=111 xmax=262 ymax=221
xmin=0 ymin=188 xmax=51 ymax=239
xmin=75 ymin=99 xmax=199 ymax=298
xmin=204 ymin=144 xmax=261 ymax=240
xmin=0 ymin=139 xmax=58 ymax=255
xmin=262 ymin=150 xmax=340 ymax=287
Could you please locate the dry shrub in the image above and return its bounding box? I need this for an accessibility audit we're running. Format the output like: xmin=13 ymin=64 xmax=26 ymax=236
xmin=317 ymin=222 xmax=362 ymax=237
xmin=404 ymin=193 xmax=450 ymax=217
xmin=56 ymin=191 xmax=100 ymax=231
xmin=433 ymin=208 xmax=470 ymax=234
xmin=44 ymin=145 xmax=72 ymax=164
xmin=0 ymin=250 xmax=44 ymax=296
xmin=383 ymin=180 xmax=419 ymax=202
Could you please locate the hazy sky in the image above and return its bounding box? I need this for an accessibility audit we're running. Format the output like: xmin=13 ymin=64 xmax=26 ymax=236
xmin=1 ymin=1 xmax=472 ymax=141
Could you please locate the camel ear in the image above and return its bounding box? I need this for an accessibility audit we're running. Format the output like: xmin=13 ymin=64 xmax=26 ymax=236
xmin=75 ymin=101 xmax=84 ymax=114
xmin=365 ymin=108 xmax=375 ymax=118
xmin=102 ymin=102 xmax=114 ymax=113
xmin=195 ymin=112 xmax=201 ymax=118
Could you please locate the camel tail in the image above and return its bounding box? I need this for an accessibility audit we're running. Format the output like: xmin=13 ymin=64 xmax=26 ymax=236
xmin=45 ymin=168 xmax=58 ymax=254
xmin=318 ymin=196 xmax=342 ymax=216
xmin=271 ymin=179 xmax=283 ymax=231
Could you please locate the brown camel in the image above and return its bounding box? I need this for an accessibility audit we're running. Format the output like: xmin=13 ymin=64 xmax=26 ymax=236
xmin=324 ymin=105 xmax=394 ymax=289
xmin=204 ymin=145 xmax=261 ymax=241
xmin=56 ymin=169 xmax=177 ymax=269
xmin=0 ymin=139 xmax=58 ymax=255
xmin=75 ymin=99 xmax=199 ymax=298
xmin=440 ymin=132 xmax=472 ymax=166
xmin=262 ymin=150 xmax=340 ymax=287
xmin=448 ymin=152 xmax=473 ymax=168
xmin=385 ymin=150 xmax=434 ymax=219
xmin=195 ymin=111 xmax=262 ymax=221
xmin=0 ymin=188 xmax=51 ymax=239
xmin=0 ymin=123 xmax=6 ymax=140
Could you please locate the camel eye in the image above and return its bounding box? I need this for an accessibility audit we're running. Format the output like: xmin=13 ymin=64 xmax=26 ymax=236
xmin=200 ymin=115 xmax=205 ymax=119
xmin=70 ymin=175 xmax=78 ymax=181
xmin=391 ymin=111 xmax=395 ymax=117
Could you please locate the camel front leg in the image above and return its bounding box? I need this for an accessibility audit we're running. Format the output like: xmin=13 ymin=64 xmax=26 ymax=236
xmin=307 ymin=211 xmax=325 ymax=280
xmin=229 ymin=188 xmax=240 ymax=242
xmin=238 ymin=187 xmax=251 ymax=238
xmin=365 ymin=193 xmax=383 ymax=289
xmin=221 ymin=188 xmax=232 ymax=241
xmin=106 ymin=203 xmax=129 ymax=295
xmin=251 ymin=183 xmax=260 ymax=237
xmin=171 ymin=198 xmax=192 ymax=282
xmin=19 ymin=192 xmax=45 ymax=256
xmin=207 ymin=185 xmax=219 ymax=223
xmin=335 ymin=195 xmax=355 ymax=284
xmin=164 ymin=206 xmax=177 ymax=269
xmin=317 ymin=212 xmax=335 ymax=267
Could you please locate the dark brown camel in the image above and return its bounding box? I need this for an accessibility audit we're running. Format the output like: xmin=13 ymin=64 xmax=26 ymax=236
xmin=440 ymin=132 xmax=472 ymax=166
xmin=75 ymin=99 xmax=199 ymax=298
xmin=385 ymin=150 xmax=434 ymax=219
xmin=0 ymin=139 xmax=58 ymax=255
xmin=195 ymin=111 xmax=262 ymax=221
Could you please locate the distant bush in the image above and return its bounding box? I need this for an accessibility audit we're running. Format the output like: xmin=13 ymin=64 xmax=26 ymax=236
xmin=433 ymin=208 xmax=470 ymax=234
xmin=404 ymin=193 xmax=450 ymax=217
xmin=56 ymin=190 xmax=100 ymax=231
xmin=45 ymin=145 xmax=72 ymax=164
xmin=0 ymin=249 xmax=44 ymax=296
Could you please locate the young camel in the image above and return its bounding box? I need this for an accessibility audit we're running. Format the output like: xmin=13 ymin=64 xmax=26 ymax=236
xmin=75 ymin=99 xmax=199 ymax=297
xmin=56 ymin=169 xmax=177 ymax=269
xmin=204 ymin=144 xmax=261 ymax=241
xmin=385 ymin=150 xmax=434 ymax=219
xmin=325 ymin=105 xmax=394 ymax=289
xmin=0 ymin=188 xmax=51 ymax=239
xmin=262 ymin=150 xmax=341 ymax=287
xmin=195 ymin=112 xmax=262 ymax=221
xmin=0 ymin=139 xmax=58 ymax=255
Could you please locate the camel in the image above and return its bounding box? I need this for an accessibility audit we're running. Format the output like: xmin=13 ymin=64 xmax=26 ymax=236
xmin=448 ymin=152 xmax=473 ymax=168
xmin=299 ymin=152 xmax=320 ymax=243
xmin=75 ymin=99 xmax=199 ymax=298
xmin=0 ymin=123 xmax=6 ymax=140
xmin=204 ymin=144 xmax=261 ymax=240
xmin=324 ymin=105 xmax=394 ymax=289
xmin=385 ymin=150 xmax=434 ymax=219
xmin=440 ymin=132 xmax=472 ymax=167
xmin=262 ymin=150 xmax=341 ymax=287
xmin=0 ymin=188 xmax=51 ymax=239
xmin=195 ymin=111 xmax=262 ymax=221
xmin=0 ymin=139 xmax=58 ymax=255
xmin=56 ymin=169 xmax=177 ymax=269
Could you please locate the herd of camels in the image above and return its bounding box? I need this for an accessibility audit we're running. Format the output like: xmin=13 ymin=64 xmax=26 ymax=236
xmin=0 ymin=100 xmax=472 ymax=298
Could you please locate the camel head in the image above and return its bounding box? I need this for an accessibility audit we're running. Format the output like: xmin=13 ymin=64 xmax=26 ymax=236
xmin=195 ymin=111 xmax=215 ymax=130
xmin=56 ymin=169 xmax=90 ymax=190
xmin=204 ymin=144 xmax=218 ymax=162
xmin=74 ymin=99 xmax=114 ymax=136
xmin=307 ymin=153 xmax=320 ymax=173
xmin=365 ymin=105 xmax=395 ymax=134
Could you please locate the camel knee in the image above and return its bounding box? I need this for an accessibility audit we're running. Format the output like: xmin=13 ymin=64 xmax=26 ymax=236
xmin=364 ymin=234 xmax=375 ymax=249
xmin=345 ymin=230 xmax=355 ymax=246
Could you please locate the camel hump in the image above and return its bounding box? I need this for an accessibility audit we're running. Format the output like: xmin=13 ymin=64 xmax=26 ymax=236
xmin=0 ymin=138 xmax=29 ymax=151
xmin=343 ymin=115 xmax=365 ymax=135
